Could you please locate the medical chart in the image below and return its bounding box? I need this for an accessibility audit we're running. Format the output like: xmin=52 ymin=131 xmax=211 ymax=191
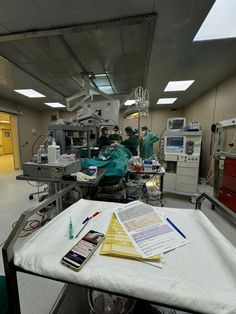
xmin=115 ymin=201 xmax=189 ymax=258
xmin=100 ymin=213 xmax=161 ymax=261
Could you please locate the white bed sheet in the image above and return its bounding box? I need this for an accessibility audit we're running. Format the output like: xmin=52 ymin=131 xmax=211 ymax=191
xmin=14 ymin=199 xmax=236 ymax=314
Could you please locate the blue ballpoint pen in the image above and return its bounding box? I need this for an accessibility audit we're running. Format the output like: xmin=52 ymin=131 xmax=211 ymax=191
xmin=82 ymin=217 xmax=90 ymax=224
xmin=75 ymin=220 xmax=89 ymax=238
xmin=166 ymin=217 xmax=186 ymax=239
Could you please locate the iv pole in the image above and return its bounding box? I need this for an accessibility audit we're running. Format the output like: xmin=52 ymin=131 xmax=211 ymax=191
xmin=134 ymin=86 xmax=150 ymax=157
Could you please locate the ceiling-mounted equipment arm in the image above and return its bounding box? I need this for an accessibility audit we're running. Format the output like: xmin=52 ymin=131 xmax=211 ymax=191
xmin=66 ymin=74 xmax=114 ymax=112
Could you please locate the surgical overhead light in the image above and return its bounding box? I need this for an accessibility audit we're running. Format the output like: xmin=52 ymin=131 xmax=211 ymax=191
xmin=123 ymin=86 xmax=150 ymax=119
xmin=126 ymin=111 xmax=148 ymax=120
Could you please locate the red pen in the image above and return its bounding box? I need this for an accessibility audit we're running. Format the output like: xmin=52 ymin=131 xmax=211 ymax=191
xmin=91 ymin=211 xmax=101 ymax=218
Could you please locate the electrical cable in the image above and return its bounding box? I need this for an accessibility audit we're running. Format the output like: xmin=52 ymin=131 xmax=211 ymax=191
xmin=11 ymin=215 xmax=45 ymax=237
xmin=31 ymin=134 xmax=47 ymax=156
xmin=27 ymin=180 xmax=44 ymax=187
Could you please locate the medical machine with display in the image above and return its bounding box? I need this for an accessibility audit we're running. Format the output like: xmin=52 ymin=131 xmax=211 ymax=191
xmin=163 ymin=128 xmax=202 ymax=197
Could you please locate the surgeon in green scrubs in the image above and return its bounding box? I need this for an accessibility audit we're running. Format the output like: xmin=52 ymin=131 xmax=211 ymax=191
xmin=121 ymin=127 xmax=138 ymax=156
xmin=141 ymin=126 xmax=159 ymax=159
xmin=98 ymin=126 xmax=110 ymax=150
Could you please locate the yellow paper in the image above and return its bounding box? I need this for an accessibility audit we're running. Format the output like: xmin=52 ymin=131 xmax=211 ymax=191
xmin=100 ymin=213 xmax=160 ymax=260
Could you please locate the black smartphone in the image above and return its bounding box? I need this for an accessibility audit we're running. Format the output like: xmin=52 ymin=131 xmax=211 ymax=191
xmin=61 ymin=230 xmax=104 ymax=271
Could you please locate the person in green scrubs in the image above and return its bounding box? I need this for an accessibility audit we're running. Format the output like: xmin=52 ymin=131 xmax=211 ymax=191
xmin=109 ymin=126 xmax=122 ymax=143
xmin=98 ymin=126 xmax=110 ymax=149
xmin=141 ymin=126 xmax=159 ymax=159
xmin=121 ymin=127 xmax=138 ymax=156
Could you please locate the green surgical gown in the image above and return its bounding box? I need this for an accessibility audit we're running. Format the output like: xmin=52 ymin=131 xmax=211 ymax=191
xmin=142 ymin=132 xmax=159 ymax=159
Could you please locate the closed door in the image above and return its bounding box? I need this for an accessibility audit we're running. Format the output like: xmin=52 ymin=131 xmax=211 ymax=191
xmin=2 ymin=129 xmax=13 ymax=154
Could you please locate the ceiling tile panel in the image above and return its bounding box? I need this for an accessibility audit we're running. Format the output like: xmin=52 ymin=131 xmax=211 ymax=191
xmin=44 ymin=8 xmax=122 ymax=27
xmin=0 ymin=0 xmax=44 ymax=20
xmin=94 ymin=0 xmax=153 ymax=11
xmin=0 ymin=23 xmax=9 ymax=35
xmin=0 ymin=17 xmax=51 ymax=32
xmin=35 ymin=0 xmax=95 ymax=15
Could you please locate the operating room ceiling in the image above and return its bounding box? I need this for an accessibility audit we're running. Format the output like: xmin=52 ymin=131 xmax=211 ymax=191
xmin=0 ymin=0 xmax=236 ymax=111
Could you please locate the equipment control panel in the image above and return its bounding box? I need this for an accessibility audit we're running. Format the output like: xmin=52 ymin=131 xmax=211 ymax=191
xmin=178 ymin=155 xmax=200 ymax=163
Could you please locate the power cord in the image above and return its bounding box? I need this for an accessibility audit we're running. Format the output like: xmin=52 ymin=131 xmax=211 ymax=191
xmin=27 ymin=180 xmax=44 ymax=187
xmin=31 ymin=134 xmax=47 ymax=156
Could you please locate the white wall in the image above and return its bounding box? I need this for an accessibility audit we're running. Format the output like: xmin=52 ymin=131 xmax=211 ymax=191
xmin=183 ymin=73 xmax=236 ymax=178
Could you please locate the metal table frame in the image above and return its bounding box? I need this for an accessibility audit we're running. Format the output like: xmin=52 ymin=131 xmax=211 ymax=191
xmin=3 ymin=192 xmax=233 ymax=314
xmin=126 ymin=169 xmax=165 ymax=205
xmin=16 ymin=168 xmax=106 ymax=211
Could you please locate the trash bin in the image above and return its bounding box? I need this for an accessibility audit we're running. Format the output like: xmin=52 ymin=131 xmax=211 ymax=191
xmin=88 ymin=289 xmax=136 ymax=314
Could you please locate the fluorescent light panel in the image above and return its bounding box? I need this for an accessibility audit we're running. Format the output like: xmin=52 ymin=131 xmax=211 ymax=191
xmin=95 ymin=73 xmax=108 ymax=77
xmin=14 ymin=89 xmax=46 ymax=98
xmin=157 ymin=98 xmax=177 ymax=104
xmin=124 ymin=100 xmax=136 ymax=106
xmin=0 ymin=120 xmax=10 ymax=123
xmin=194 ymin=0 xmax=236 ymax=41
xmin=44 ymin=102 xmax=65 ymax=108
xmin=99 ymin=85 xmax=114 ymax=94
xmin=164 ymin=80 xmax=195 ymax=92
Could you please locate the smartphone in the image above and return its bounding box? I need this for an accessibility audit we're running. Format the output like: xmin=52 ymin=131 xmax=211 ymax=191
xmin=61 ymin=230 xmax=104 ymax=271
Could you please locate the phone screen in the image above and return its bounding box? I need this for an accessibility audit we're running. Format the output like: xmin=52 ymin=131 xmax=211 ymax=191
xmin=62 ymin=230 xmax=104 ymax=269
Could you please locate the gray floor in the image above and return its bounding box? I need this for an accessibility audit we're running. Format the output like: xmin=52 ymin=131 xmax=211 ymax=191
xmin=0 ymin=171 xmax=235 ymax=314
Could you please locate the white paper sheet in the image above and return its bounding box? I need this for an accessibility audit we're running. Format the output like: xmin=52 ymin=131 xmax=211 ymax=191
xmin=115 ymin=201 xmax=189 ymax=258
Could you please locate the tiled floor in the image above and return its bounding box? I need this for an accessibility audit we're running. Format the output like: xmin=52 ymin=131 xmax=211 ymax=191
xmin=0 ymin=170 xmax=235 ymax=313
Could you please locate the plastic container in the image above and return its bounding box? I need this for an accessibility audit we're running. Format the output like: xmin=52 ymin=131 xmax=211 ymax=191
xmin=144 ymin=159 xmax=152 ymax=172
xmin=88 ymin=166 xmax=97 ymax=177
xmin=47 ymin=140 xmax=60 ymax=164
xmin=37 ymin=145 xmax=47 ymax=163
xmin=88 ymin=289 xmax=135 ymax=314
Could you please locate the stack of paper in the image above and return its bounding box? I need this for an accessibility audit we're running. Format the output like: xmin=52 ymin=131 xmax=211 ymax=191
xmin=100 ymin=213 xmax=161 ymax=260
xmin=100 ymin=201 xmax=189 ymax=268
xmin=115 ymin=201 xmax=189 ymax=258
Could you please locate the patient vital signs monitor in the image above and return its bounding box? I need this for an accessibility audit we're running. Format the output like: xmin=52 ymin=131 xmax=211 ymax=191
xmin=167 ymin=117 xmax=186 ymax=131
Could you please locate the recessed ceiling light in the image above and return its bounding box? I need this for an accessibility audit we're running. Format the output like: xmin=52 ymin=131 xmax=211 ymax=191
xmin=0 ymin=120 xmax=10 ymax=123
xmin=44 ymin=102 xmax=66 ymax=108
xmin=124 ymin=100 xmax=136 ymax=106
xmin=157 ymin=98 xmax=177 ymax=104
xmin=14 ymin=89 xmax=46 ymax=98
xmin=95 ymin=73 xmax=108 ymax=77
xmin=194 ymin=0 xmax=236 ymax=41
xmin=99 ymin=85 xmax=114 ymax=94
xmin=164 ymin=80 xmax=195 ymax=92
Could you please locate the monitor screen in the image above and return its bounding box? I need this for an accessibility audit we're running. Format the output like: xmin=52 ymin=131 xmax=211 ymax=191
xmin=166 ymin=137 xmax=184 ymax=148
xmin=167 ymin=118 xmax=186 ymax=131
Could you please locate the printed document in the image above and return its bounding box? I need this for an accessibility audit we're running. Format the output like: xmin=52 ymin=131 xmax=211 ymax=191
xmin=100 ymin=213 xmax=161 ymax=260
xmin=115 ymin=201 xmax=189 ymax=258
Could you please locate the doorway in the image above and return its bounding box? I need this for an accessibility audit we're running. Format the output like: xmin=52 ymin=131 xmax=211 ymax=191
xmin=0 ymin=112 xmax=20 ymax=174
